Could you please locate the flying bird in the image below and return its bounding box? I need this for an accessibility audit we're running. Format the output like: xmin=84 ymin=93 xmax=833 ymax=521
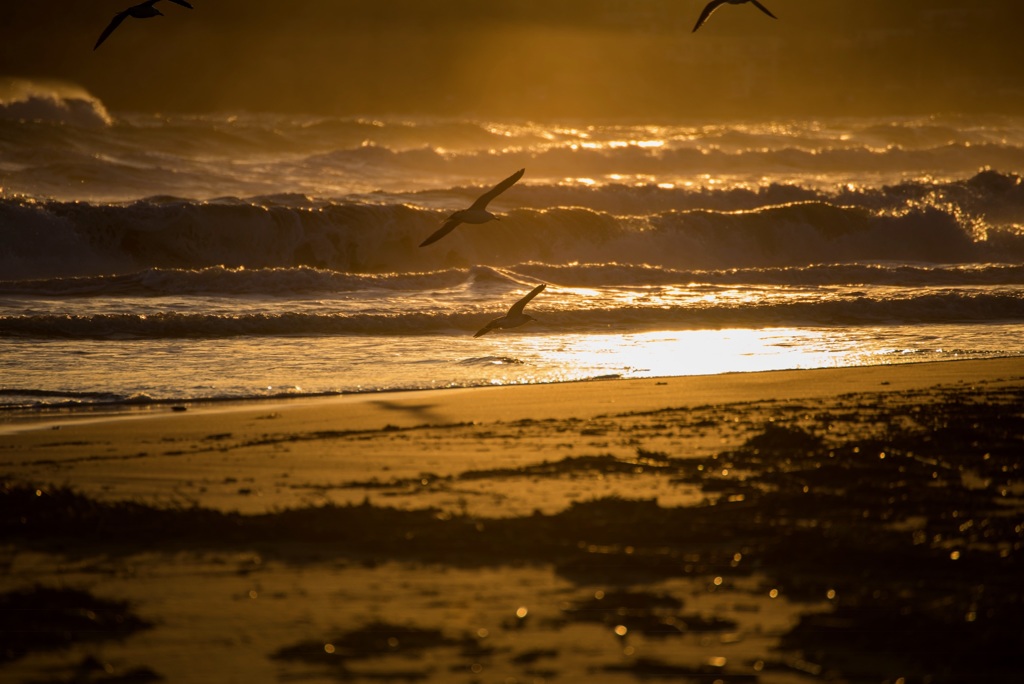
xmin=94 ymin=0 xmax=195 ymax=50
xmin=692 ymin=0 xmax=777 ymax=32
xmin=474 ymin=284 xmax=546 ymax=338
xmin=419 ymin=168 xmax=525 ymax=247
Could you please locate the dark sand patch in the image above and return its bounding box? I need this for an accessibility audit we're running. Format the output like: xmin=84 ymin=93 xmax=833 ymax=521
xmin=0 ymin=586 xmax=151 ymax=665
xmin=272 ymin=621 xmax=491 ymax=681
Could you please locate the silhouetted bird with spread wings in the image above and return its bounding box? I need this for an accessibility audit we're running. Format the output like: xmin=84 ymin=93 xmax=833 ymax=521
xmin=419 ymin=168 xmax=525 ymax=247
xmin=94 ymin=0 xmax=194 ymax=50
xmin=474 ymin=284 xmax=546 ymax=338
xmin=692 ymin=0 xmax=777 ymax=32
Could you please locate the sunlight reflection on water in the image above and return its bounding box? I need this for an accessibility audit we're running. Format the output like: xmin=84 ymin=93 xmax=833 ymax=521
xmin=0 ymin=324 xmax=1018 ymax=407
xmin=545 ymin=329 xmax=846 ymax=376
xmin=487 ymin=328 xmax=880 ymax=385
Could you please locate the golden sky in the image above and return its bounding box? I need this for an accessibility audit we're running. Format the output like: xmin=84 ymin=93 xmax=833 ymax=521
xmin=2 ymin=1 xmax=1023 ymax=117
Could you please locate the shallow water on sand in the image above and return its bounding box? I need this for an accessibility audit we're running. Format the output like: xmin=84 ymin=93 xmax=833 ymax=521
xmin=1 ymin=324 xmax=1021 ymax=409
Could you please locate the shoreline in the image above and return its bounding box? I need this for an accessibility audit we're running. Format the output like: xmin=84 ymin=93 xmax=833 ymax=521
xmin=3 ymin=355 xmax=1022 ymax=516
xmin=2 ymin=355 xmax=1021 ymax=437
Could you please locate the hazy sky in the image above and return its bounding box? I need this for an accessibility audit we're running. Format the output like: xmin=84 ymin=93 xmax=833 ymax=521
xmin=2 ymin=1 xmax=1023 ymax=118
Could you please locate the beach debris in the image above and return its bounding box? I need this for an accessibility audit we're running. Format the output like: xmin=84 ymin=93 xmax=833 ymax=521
xmin=0 ymin=585 xmax=152 ymax=664
xmin=272 ymin=621 xmax=481 ymax=679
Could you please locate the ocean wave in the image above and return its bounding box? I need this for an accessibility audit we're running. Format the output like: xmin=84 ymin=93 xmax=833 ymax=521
xmin=0 ymin=78 xmax=112 ymax=129
xmin=0 ymin=387 xmax=125 ymax=402
xmin=458 ymin=355 xmax=525 ymax=366
xmin=0 ymin=78 xmax=112 ymax=127
xmin=0 ymin=265 xmax=474 ymax=297
xmin=513 ymin=262 xmax=1024 ymax=288
xmin=3 ymin=173 xmax=1023 ymax=279
xmin=3 ymin=262 xmax=1022 ymax=300
xmin=379 ymin=140 xmax=1024 ymax=182
xmin=4 ymin=290 xmax=1022 ymax=339
xmin=0 ymin=386 xmax=335 ymax=410
xmin=4 ymin=102 xmax=1024 ymax=203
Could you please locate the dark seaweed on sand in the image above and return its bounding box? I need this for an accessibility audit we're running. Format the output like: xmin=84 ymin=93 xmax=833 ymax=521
xmin=26 ymin=658 xmax=163 ymax=684
xmin=601 ymin=657 xmax=758 ymax=681
xmin=271 ymin=621 xmax=489 ymax=680
xmin=559 ymin=589 xmax=736 ymax=638
xmin=0 ymin=586 xmax=152 ymax=664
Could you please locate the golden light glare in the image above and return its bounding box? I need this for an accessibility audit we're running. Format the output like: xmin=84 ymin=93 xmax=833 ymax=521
xmin=475 ymin=325 xmax=892 ymax=393
xmin=526 ymin=328 xmax=852 ymax=381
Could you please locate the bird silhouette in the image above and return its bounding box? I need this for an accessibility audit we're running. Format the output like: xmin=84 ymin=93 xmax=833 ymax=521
xmin=474 ymin=284 xmax=546 ymax=338
xmin=692 ymin=0 xmax=777 ymax=32
xmin=419 ymin=168 xmax=525 ymax=247
xmin=94 ymin=0 xmax=194 ymax=50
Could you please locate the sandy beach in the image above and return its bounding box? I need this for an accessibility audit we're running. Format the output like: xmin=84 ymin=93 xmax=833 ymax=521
xmin=2 ymin=357 xmax=1023 ymax=683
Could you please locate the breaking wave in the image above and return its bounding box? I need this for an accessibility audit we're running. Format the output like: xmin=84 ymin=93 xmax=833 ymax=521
xmin=3 ymin=171 xmax=1023 ymax=280
xmin=0 ymin=78 xmax=112 ymax=127
xmin=3 ymin=289 xmax=1022 ymax=339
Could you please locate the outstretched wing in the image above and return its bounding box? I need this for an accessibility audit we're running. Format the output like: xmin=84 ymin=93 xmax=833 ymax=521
xmin=692 ymin=0 xmax=727 ymax=32
xmin=468 ymin=168 xmax=525 ymax=211
xmin=506 ymin=283 xmax=546 ymax=317
xmin=419 ymin=216 xmax=463 ymax=247
xmin=473 ymin=318 xmax=501 ymax=338
xmin=166 ymin=0 xmax=196 ymax=8
xmin=94 ymin=10 xmax=130 ymax=50
xmin=750 ymin=0 xmax=778 ymax=20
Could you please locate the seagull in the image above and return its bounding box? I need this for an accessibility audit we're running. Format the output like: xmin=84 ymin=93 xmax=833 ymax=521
xmin=419 ymin=168 xmax=525 ymax=247
xmin=474 ymin=284 xmax=546 ymax=338
xmin=94 ymin=0 xmax=194 ymax=50
xmin=692 ymin=0 xmax=777 ymax=32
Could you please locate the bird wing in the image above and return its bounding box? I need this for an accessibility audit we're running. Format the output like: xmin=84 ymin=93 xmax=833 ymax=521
xmin=750 ymin=0 xmax=777 ymax=19
xmin=468 ymin=168 xmax=525 ymax=211
xmin=692 ymin=0 xmax=728 ymax=32
xmin=94 ymin=10 xmax=131 ymax=50
xmin=165 ymin=0 xmax=196 ymax=8
xmin=419 ymin=216 xmax=462 ymax=247
xmin=473 ymin=318 xmax=501 ymax=338
xmin=506 ymin=283 xmax=546 ymax=317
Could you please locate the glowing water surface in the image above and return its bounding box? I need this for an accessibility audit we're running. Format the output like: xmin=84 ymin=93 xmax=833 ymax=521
xmin=1 ymin=323 xmax=1019 ymax=409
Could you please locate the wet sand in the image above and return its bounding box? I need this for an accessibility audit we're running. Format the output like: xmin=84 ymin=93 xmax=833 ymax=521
xmin=2 ymin=357 xmax=1023 ymax=683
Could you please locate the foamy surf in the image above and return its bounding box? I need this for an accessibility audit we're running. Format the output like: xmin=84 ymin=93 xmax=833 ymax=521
xmin=3 ymin=176 xmax=1023 ymax=280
